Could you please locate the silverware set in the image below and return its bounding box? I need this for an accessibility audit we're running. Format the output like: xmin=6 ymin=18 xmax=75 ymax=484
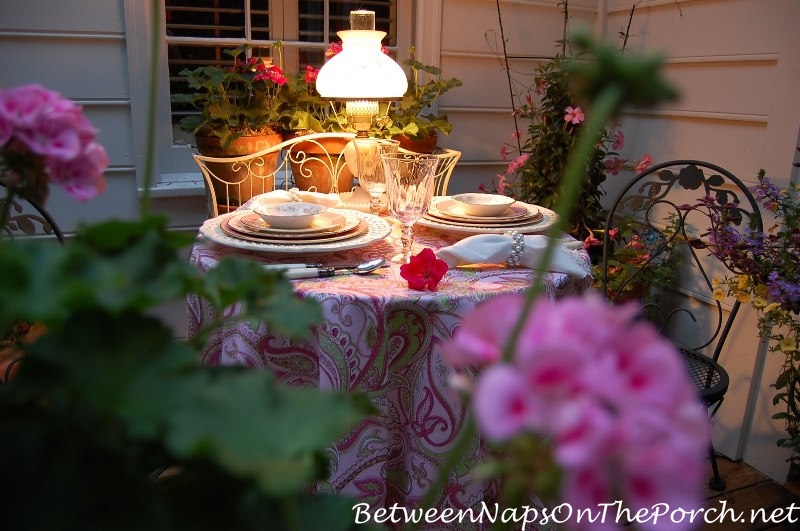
xmin=262 ymin=258 xmax=387 ymax=279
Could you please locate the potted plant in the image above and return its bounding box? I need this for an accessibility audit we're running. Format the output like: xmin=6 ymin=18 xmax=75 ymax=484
xmin=171 ymin=44 xmax=288 ymax=207
xmin=278 ymin=46 xmax=357 ymax=193
xmin=706 ymin=168 xmax=800 ymax=473
xmin=489 ymin=1 xmax=651 ymax=244
xmin=375 ymin=47 xmax=462 ymax=153
xmin=592 ymin=214 xmax=684 ymax=306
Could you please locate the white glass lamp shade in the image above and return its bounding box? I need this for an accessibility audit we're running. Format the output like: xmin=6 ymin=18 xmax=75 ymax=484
xmin=316 ymin=30 xmax=408 ymax=100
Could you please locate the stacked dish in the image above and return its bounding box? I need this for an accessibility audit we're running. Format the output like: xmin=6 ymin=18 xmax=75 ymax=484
xmin=199 ymin=208 xmax=392 ymax=254
xmin=417 ymin=195 xmax=558 ymax=236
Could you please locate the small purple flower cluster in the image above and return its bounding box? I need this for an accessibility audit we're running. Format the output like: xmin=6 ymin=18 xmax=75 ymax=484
xmin=706 ymin=170 xmax=800 ymax=310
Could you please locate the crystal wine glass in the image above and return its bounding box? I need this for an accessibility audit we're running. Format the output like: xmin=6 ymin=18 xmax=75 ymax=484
xmin=352 ymin=138 xmax=400 ymax=215
xmin=381 ymin=152 xmax=439 ymax=263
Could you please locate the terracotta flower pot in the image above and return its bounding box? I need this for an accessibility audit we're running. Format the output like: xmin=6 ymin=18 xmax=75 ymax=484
xmin=392 ymin=132 xmax=438 ymax=154
xmin=287 ymin=135 xmax=354 ymax=194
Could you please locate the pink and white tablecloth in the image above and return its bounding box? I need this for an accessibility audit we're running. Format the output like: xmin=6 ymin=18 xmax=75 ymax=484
xmin=187 ymin=220 xmax=592 ymax=526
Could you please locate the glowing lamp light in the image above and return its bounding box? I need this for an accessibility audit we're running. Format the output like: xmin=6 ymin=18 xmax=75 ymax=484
xmin=315 ymin=29 xmax=408 ymax=101
xmin=316 ymin=10 xmax=408 ymax=137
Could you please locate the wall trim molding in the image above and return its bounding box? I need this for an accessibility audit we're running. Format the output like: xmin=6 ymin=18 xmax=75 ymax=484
xmin=0 ymin=30 xmax=123 ymax=41
xmin=622 ymin=108 xmax=769 ymax=124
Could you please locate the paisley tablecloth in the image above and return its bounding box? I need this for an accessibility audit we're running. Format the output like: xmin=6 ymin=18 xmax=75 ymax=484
xmin=187 ymin=219 xmax=592 ymax=526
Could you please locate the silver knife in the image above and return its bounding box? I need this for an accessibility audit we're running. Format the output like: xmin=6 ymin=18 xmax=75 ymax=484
xmin=262 ymin=262 xmax=323 ymax=270
xmin=282 ymin=258 xmax=387 ymax=279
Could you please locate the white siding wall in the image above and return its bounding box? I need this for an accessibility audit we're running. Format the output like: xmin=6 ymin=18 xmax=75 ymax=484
xmin=603 ymin=0 xmax=800 ymax=482
xmin=431 ymin=0 xmax=800 ymax=482
xmin=3 ymin=0 xmax=798 ymax=482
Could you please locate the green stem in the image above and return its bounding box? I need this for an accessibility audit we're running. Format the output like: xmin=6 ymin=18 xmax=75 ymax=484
xmin=502 ymin=84 xmax=623 ymax=362
xmin=140 ymin=0 xmax=161 ymax=217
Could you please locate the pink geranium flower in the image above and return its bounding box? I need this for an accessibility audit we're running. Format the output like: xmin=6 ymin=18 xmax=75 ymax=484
xmin=473 ymin=364 xmax=532 ymax=440
xmin=441 ymin=293 xmax=710 ymax=528
xmin=441 ymin=294 xmax=524 ymax=368
xmin=0 ymin=84 xmax=108 ymax=203
xmin=564 ymin=105 xmax=585 ymax=125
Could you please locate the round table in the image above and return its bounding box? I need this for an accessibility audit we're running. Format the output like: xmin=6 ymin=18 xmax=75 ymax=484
xmin=187 ymin=218 xmax=592 ymax=523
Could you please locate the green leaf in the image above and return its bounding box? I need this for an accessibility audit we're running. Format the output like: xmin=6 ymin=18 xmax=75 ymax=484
xmin=198 ymin=257 xmax=322 ymax=338
xmin=165 ymin=371 xmax=369 ymax=494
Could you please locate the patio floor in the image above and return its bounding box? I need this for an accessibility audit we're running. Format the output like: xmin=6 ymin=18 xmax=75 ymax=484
xmin=700 ymin=456 xmax=800 ymax=530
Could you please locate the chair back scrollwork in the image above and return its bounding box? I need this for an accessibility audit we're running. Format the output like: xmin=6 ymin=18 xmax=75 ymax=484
xmin=1 ymin=182 xmax=65 ymax=243
xmin=193 ymin=132 xmax=357 ymax=218
xmin=600 ymin=160 xmax=762 ymax=358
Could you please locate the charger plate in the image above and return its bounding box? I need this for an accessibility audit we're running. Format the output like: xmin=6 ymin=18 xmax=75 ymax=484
xmin=199 ymin=209 xmax=392 ymax=254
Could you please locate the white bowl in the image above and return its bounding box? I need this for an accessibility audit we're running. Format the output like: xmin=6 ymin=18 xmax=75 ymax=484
xmin=451 ymin=193 xmax=516 ymax=217
xmin=253 ymin=202 xmax=327 ymax=229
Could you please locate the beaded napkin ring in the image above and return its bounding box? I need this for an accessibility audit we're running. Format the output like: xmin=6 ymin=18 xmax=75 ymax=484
xmin=505 ymin=230 xmax=525 ymax=266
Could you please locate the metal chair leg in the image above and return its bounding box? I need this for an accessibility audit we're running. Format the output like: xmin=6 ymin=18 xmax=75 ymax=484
xmin=709 ymin=445 xmax=726 ymax=491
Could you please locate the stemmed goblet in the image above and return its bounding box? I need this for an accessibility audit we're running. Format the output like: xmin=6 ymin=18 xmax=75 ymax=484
xmin=380 ymin=152 xmax=439 ymax=263
xmin=352 ymin=138 xmax=400 ymax=215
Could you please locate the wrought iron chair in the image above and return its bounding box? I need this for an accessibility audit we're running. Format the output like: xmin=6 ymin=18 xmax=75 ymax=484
xmin=193 ymin=132 xmax=357 ymax=218
xmin=1 ymin=182 xmax=65 ymax=243
xmin=193 ymin=132 xmax=462 ymax=218
xmin=599 ymin=160 xmax=763 ymax=491
xmin=429 ymin=147 xmax=462 ymax=196
xmin=1 ymin=182 xmax=65 ymax=382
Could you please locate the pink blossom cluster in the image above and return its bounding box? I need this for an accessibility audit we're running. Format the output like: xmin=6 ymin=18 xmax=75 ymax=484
xmin=443 ymin=293 xmax=709 ymax=530
xmin=0 ymin=84 xmax=107 ymax=201
xmin=605 ymin=153 xmax=654 ymax=176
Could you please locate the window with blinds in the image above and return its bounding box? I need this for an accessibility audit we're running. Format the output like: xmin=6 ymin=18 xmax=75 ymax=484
xmin=165 ymin=0 xmax=397 ymax=144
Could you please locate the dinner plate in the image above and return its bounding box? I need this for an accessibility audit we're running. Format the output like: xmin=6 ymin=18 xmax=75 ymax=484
xmin=199 ymin=209 xmax=392 ymax=254
xmin=236 ymin=210 xmax=348 ymax=234
xmin=431 ymin=198 xmax=536 ymax=222
xmin=416 ymin=198 xmax=559 ymax=236
xmin=222 ymin=216 xmax=368 ymax=244
xmin=425 ymin=206 xmax=543 ymax=226
xmin=422 ymin=213 xmax=543 ymax=229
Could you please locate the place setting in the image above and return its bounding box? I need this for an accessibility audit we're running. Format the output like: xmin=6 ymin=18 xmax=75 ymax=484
xmin=416 ymin=192 xmax=559 ymax=236
xmin=199 ymin=199 xmax=392 ymax=254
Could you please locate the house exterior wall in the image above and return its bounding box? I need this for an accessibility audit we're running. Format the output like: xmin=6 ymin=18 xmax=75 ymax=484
xmin=2 ymin=0 xmax=798 ymax=482
xmin=437 ymin=0 xmax=800 ymax=483
xmin=601 ymin=0 xmax=800 ymax=482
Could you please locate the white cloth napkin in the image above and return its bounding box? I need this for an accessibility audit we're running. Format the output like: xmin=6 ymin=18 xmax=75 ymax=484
xmin=241 ymin=188 xmax=344 ymax=211
xmin=436 ymin=233 xmax=592 ymax=278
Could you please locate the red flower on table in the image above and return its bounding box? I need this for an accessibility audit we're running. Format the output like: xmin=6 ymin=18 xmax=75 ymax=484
xmin=400 ymin=248 xmax=449 ymax=291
